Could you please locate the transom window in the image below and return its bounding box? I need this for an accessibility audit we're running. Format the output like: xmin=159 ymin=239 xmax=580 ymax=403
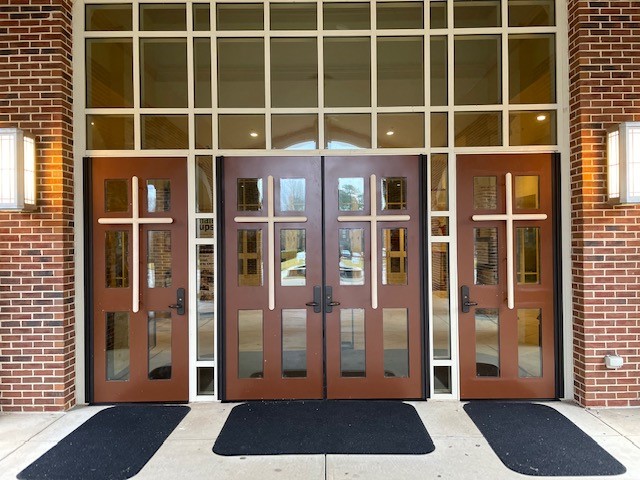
xmin=84 ymin=0 xmax=558 ymax=152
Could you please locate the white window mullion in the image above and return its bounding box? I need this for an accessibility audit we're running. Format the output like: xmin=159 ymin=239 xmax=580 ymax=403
xmin=426 ymin=0 xmax=434 ymax=399
xmin=264 ymin=1 xmax=272 ymax=149
xmin=187 ymin=154 xmax=197 ymax=401
xmin=187 ymin=28 xmax=195 ymax=150
xmin=446 ymin=0 xmax=459 ymax=400
xmin=371 ymin=0 xmax=377 ymax=149
xmin=186 ymin=2 xmax=196 ymax=400
xmin=449 ymin=149 xmax=460 ymax=400
xmin=212 ymin=1 xmax=219 ymax=150
xmin=424 ymin=0 xmax=430 ymax=150
xmin=426 ymin=135 xmax=435 ymax=398
xmin=318 ymin=0 xmax=325 ymax=150
xmin=136 ymin=31 xmax=193 ymax=38
xmin=212 ymin=155 xmax=219 ymax=398
xmin=132 ymin=4 xmax=141 ymax=150
xmin=209 ymin=1 xmax=219 ymax=400
xmin=502 ymin=0 xmax=510 ymax=147
xmin=447 ymin=0 xmax=454 ymax=150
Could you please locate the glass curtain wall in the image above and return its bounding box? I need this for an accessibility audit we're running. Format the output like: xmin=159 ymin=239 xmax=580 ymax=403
xmin=85 ymin=0 xmax=557 ymax=152
xmin=83 ymin=0 xmax=559 ymax=399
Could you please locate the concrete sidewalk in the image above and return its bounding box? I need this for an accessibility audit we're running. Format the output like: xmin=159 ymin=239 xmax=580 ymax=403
xmin=0 ymin=401 xmax=639 ymax=480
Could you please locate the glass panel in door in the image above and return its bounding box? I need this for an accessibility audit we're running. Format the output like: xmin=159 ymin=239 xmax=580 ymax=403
xmin=282 ymin=309 xmax=307 ymax=378
xmin=148 ymin=311 xmax=172 ymax=379
xmin=339 ymin=228 xmax=365 ymax=286
xmin=147 ymin=230 xmax=172 ymax=288
xmin=105 ymin=231 xmax=129 ymax=288
xmin=238 ymin=310 xmax=263 ymax=378
xmin=340 ymin=308 xmax=366 ymax=377
xmin=106 ymin=312 xmax=130 ymax=381
xmin=280 ymin=229 xmax=306 ymax=286
xmin=383 ymin=308 xmax=409 ymax=378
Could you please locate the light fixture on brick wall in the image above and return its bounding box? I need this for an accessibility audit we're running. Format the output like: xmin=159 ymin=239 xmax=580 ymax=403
xmin=606 ymin=122 xmax=640 ymax=204
xmin=0 ymin=128 xmax=37 ymax=211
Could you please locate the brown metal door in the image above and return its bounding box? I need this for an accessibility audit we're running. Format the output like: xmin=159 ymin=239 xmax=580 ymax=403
xmin=457 ymin=154 xmax=556 ymax=399
xmin=92 ymin=157 xmax=189 ymax=402
xmin=224 ymin=156 xmax=423 ymax=400
xmin=224 ymin=157 xmax=324 ymax=400
xmin=324 ymin=156 xmax=423 ymax=399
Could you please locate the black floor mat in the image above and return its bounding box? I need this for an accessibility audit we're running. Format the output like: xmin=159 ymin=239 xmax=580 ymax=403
xmin=17 ymin=405 xmax=190 ymax=480
xmin=213 ymin=400 xmax=435 ymax=455
xmin=464 ymin=402 xmax=626 ymax=476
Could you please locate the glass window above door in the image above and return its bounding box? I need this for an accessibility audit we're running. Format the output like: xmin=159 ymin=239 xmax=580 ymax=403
xmin=83 ymin=0 xmax=560 ymax=152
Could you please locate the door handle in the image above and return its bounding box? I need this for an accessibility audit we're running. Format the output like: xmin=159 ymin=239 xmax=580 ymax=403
xmin=460 ymin=285 xmax=477 ymax=313
xmin=305 ymin=285 xmax=322 ymax=313
xmin=168 ymin=287 xmax=185 ymax=315
xmin=325 ymin=286 xmax=340 ymax=313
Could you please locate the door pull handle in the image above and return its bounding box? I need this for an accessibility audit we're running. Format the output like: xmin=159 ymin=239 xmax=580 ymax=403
xmin=460 ymin=285 xmax=477 ymax=314
xmin=306 ymin=286 xmax=322 ymax=313
xmin=168 ymin=287 xmax=186 ymax=315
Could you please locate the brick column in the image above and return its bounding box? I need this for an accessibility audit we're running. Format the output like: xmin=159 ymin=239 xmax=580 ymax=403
xmin=568 ymin=0 xmax=640 ymax=407
xmin=0 ymin=0 xmax=75 ymax=411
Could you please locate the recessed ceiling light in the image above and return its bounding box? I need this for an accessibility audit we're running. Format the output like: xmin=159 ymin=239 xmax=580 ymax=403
xmin=90 ymin=122 xmax=95 ymax=126
xmin=386 ymin=130 xmax=394 ymax=136
xmin=536 ymin=114 xmax=547 ymax=122
xmin=250 ymin=131 xmax=259 ymax=137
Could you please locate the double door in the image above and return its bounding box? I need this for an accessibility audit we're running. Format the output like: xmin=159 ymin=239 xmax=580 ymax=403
xmin=224 ymin=156 xmax=423 ymax=400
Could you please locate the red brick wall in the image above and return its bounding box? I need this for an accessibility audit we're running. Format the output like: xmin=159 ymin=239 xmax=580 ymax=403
xmin=0 ymin=0 xmax=75 ymax=412
xmin=568 ymin=0 xmax=640 ymax=407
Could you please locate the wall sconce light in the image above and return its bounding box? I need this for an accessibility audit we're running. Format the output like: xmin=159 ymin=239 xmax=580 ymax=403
xmin=0 ymin=128 xmax=37 ymax=212
xmin=607 ymin=122 xmax=640 ymax=204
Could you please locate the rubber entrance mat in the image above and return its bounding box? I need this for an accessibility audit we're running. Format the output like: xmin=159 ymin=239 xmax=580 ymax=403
xmin=213 ymin=400 xmax=435 ymax=455
xmin=464 ymin=402 xmax=626 ymax=476
xmin=18 ymin=405 xmax=190 ymax=480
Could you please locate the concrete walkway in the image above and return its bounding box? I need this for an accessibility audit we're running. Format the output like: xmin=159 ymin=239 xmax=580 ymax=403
xmin=0 ymin=401 xmax=639 ymax=480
